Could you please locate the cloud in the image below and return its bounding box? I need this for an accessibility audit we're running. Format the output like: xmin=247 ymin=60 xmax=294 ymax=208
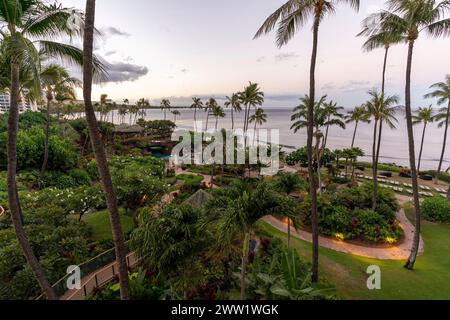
xmin=341 ymin=80 xmax=373 ymax=92
xmin=321 ymin=82 xmax=336 ymax=91
xmin=275 ymin=52 xmax=300 ymax=62
xmin=180 ymin=68 xmax=188 ymax=73
xmin=102 ymin=27 xmax=130 ymax=37
xmin=104 ymin=62 xmax=149 ymax=83
xmin=256 ymin=56 xmax=265 ymax=63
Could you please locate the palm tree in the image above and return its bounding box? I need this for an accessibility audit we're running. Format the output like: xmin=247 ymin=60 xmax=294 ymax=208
xmin=413 ymin=106 xmax=435 ymax=172
xmin=190 ymin=97 xmax=203 ymax=131
xmin=321 ymin=101 xmax=345 ymax=150
xmin=365 ymin=90 xmax=400 ymax=211
xmin=346 ymin=106 xmax=371 ymax=148
xmin=40 ymin=65 xmax=80 ymax=175
xmin=160 ymin=99 xmax=171 ymax=121
xmin=205 ymin=181 xmax=299 ymax=300
xmin=136 ymin=98 xmax=149 ymax=123
xmin=172 ymin=110 xmax=181 ymax=123
xmin=205 ymin=98 xmax=217 ymax=131
xmin=249 ymin=108 xmax=267 ymax=146
xmin=369 ymin=0 xmax=450 ymax=270
xmin=0 ymin=0 xmax=105 ymax=300
xmin=425 ymin=76 xmax=450 ymax=184
xmin=225 ymin=93 xmax=242 ymax=130
xmin=212 ymin=104 xmax=225 ymax=130
xmin=255 ymin=0 xmax=360 ymax=283
xmin=83 ymin=0 xmax=130 ymax=300
xmin=238 ymin=82 xmax=264 ymax=146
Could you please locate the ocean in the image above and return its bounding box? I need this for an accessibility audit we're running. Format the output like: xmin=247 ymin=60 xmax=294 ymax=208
xmin=106 ymin=106 xmax=449 ymax=171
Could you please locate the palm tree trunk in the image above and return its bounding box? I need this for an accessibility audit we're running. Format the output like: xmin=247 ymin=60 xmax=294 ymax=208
xmin=253 ymin=121 xmax=257 ymax=146
xmin=41 ymin=98 xmax=51 ymax=175
xmin=7 ymin=63 xmax=57 ymax=300
xmin=435 ymin=100 xmax=450 ymax=184
xmin=382 ymin=46 xmax=389 ymax=95
xmin=417 ymin=123 xmax=427 ymax=173
xmin=308 ymin=14 xmax=320 ymax=284
xmin=231 ymin=108 xmax=234 ymax=130
xmin=84 ymin=0 xmax=130 ymax=299
xmin=205 ymin=112 xmax=210 ymax=131
xmin=351 ymin=121 xmax=359 ymax=148
xmin=240 ymin=232 xmax=250 ymax=300
xmin=404 ymin=40 xmax=421 ymax=271
xmin=372 ymin=119 xmax=379 ymax=210
xmin=375 ymin=121 xmax=383 ymax=178
xmin=194 ymin=108 xmax=197 ymax=131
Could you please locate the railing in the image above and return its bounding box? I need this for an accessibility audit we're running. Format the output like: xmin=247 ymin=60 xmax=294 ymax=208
xmin=36 ymin=242 xmax=139 ymax=300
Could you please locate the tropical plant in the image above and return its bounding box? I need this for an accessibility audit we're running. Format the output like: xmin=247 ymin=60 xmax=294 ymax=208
xmin=190 ymin=97 xmax=203 ymax=131
xmin=211 ymin=104 xmax=225 ymax=130
xmin=225 ymin=93 xmax=242 ymax=130
xmin=249 ymin=108 xmax=267 ymax=145
xmin=172 ymin=110 xmax=181 ymax=123
xmin=345 ymin=105 xmax=371 ymax=148
xmin=365 ymin=90 xmax=400 ymax=211
xmin=0 ymin=0 xmax=105 ymax=300
xmin=320 ymin=100 xmax=346 ymax=150
xmin=413 ymin=106 xmax=435 ymax=172
xmin=83 ymin=0 xmax=130 ymax=299
xmin=255 ymin=0 xmax=360 ymax=283
xmin=204 ymin=98 xmax=217 ymax=131
xmin=238 ymin=82 xmax=264 ymax=146
xmin=160 ymin=99 xmax=171 ymax=121
xmin=204 ymin=181 xmax=300 ymax=300
xmin=425 ymin=76 xmax=450 ymax=184
xmin=366 ymin=0 xmax=450 ymax=270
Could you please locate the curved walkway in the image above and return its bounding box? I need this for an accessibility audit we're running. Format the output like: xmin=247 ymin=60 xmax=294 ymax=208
xmin=264 ymin=194 xmax=424 ymax=260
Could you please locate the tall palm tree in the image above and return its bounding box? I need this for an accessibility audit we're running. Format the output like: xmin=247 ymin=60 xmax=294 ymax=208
xmin=172 ymin=110 xmax=181 ymax=123
xmin=40 ymin=64 xmax=80 ymax=175
xmin=212 ymin=104 xmax=225 ymax=130
xmin=413 ymin=106 xmax=435 ymax=172
xmin=346 ymin=105 xmax=371 ymax=148
xmin=425 ymin=76 xmax=450 ymax=184
xmin=225 ymin=93 xmax=242 ymax=130
xmin=255 ymin=0 xmax=360 ymax=283
xmin=365 ymin=90 xmax=400 ymax=211
xmin=249 ymin=107 xmax=267 ymax=145
xmin=321 ymin=100 xmax=346 ymax=150
xmin=0 ymin=0 xmax=105 ymax=300
xmin=238 ymin=82 xmax=264 ymax=147
xmin=369 ymin=0 xmax=450 ymax=270
xmin=160 ymin=99 xmax=171 ymax=121
xmin=190 ymin=97 xmax=203 ymax=131
xmin=205 ymin=98 xmax=217 ymax=131
xmin=83 ymin=0 xmax=130 ymax=300
xmin=136 ymin=98 xmax=149 ymax=123
xmin=205 ymin=181 xmax=299 ymax=300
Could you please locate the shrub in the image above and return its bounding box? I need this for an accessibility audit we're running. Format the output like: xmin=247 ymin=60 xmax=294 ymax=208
xmin=422 ymin=197 xmax=450 ymax=223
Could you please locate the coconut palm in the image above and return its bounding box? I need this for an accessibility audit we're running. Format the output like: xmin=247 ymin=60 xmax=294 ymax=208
xmin=136 ymin=98 xmax=149 ymax=123
xmin=365 ymin=90 xmax=400 ymax=211
xmin=413 ymin=106 xmax=435 ymax=172
xmin=83 ymin=0 xmax=130 ymax=299
xmin=39 ymin=65 xmax=80 ymax=175
xmin=274 ymin=172 xmax=307 ymax=247
xmin=172 ymin=110 xmax=181 ymax=123
xmin=211 ymin=104 xmax=225 ymax=130
xmin=255 ymin=0 xmax=360 ymax=283
xmin=204 ymin=181 xmax=300 ymax=300
xmin=346 ymin=105 xmax=371 ymax=148
xmin=204 ymin=98 xmax=217 ymax=131
xmin=190 ymin=97 xmax=203 ymax=131
xmin=249 ymin=108 xmax=267 ymax=146
xmin=238 ymin=82 xmax=264 ymax=144
xmin=225 ymin=93 xmax=242 ymax=130
xmin=321 ymin=100 xmax=346 ymax=150
xmin=160 ymin=99 xmax=171 ymax=121
xmin=368 ymin=0 xmax=450 ymax=270
xmin=119 ymin=100 xmax=129 ymax=124
xmin=425 ymin=76 xmax=450 ymax=184
xmin=0 ymin=0 xmax=107 ymax=300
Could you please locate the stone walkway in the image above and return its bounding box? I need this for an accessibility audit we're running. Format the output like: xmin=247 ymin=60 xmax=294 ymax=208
xmin=264 ymin=194 xmax=424 ymax=260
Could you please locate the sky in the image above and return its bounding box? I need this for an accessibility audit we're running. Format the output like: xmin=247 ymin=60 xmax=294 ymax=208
xmin=60 ymin=0 xmax=450 ymax=108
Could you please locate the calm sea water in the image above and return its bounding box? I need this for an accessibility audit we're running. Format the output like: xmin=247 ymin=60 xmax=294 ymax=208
xmin=106 ymin=107 xmax=449 ymax=171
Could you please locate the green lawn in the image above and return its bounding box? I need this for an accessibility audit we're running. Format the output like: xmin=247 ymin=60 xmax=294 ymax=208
xmin=259 ymin=209 xmax=450 ymax=300
xmin=82 ymin=210 xmax=134 ymax=241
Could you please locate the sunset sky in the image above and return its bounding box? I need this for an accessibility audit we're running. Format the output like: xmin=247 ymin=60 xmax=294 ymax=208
xmin=61 ymin=0 xmax=450 ymax=108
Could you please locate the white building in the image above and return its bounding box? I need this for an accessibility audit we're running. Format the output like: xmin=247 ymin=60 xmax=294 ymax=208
xmin=0 ymin=94 xmax=36 ymax=113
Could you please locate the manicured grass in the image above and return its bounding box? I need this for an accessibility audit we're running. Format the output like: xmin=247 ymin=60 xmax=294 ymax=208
xmin=82 ymin=210 xmax=134 ymax=241
xmin=259 ymin=209 xmax=450 ymax=300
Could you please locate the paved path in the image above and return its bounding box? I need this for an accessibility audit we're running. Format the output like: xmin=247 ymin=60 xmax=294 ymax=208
xmin=264 ymin=194 xmax=424 ymax=260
